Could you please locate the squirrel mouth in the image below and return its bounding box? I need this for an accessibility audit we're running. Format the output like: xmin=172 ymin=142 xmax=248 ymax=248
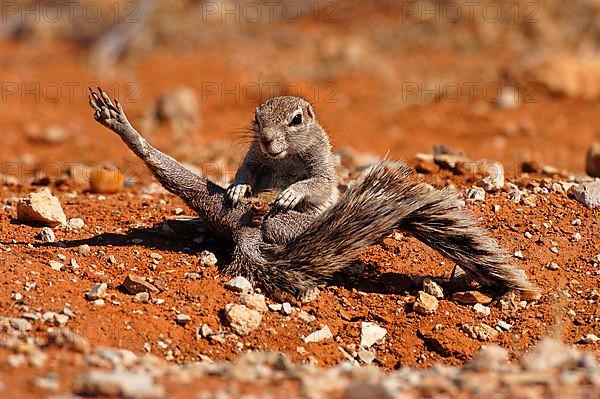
xmin=266 ymin=149 xmax=287 ymax=159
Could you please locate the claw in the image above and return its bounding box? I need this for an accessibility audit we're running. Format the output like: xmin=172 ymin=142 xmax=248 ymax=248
xmin=227 ymin=184 xmax=250 ymax=206
xmin=275 ymin=187 xmax=302 ymax=210
xmin=89 ymin=95 xmax=101 ymax=113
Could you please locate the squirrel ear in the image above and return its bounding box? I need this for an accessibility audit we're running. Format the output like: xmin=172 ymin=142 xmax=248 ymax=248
xmin=306 ymin=104 xmax=315 ymax=119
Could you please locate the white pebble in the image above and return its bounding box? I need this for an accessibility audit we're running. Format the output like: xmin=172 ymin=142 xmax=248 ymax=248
xmin=514 ymin=250 xmax=524 ymax=259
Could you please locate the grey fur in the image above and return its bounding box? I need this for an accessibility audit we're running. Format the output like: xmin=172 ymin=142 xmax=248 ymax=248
xmin=88 ymin=87 xmax=541 ymax=301
xmin=227 ymin=96 xmax=339 ymax=214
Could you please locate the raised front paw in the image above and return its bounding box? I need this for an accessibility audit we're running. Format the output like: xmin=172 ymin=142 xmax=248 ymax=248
xmin=88 ymin=87 xmax=131 ymax=133
xmin=274 ymin=186 xmax=304 ymax=211
xmin=227 ymin=184 xmax=251 ymax=206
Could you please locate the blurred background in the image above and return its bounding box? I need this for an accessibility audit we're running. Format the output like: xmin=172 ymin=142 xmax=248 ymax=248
xmin=1 ymin=0 xmax=600 ymax=188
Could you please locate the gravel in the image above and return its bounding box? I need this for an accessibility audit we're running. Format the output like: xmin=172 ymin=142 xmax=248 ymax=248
xmin=360 ymin=322 xmax=387 ymax=348
xmin=39 ymin=227 xmax=55 ymax=243
xmin=571 ymin=181 xmax=600 ymax=208
xmin=68 ymin=217 xmax=85 ymax=229
xmin=199 ymin=250 xmax=217 ymax=267
xmin=239 ymin=293 xmax=268 ymax=313
xmin=78 ymin=369 xmax=165 ymax=399
xmin=225 ymin=276 xmax=253 ymax=293
xmin=413 ymin=291 xmax=439 ymax=315
xmin=422 ymin=278 xmax=444 ymax=299
xmin=304 ymin=325 xmax=334 ymax=344
xmin=16 ymin=188 xmax=67 ymax=227
xmin=85 ymin=283 xmax=108 ymax=301
xmin=224 ymin=304 xmax=262 ymax=336
xmin=466 ymin=186 xmax=486 ymax=202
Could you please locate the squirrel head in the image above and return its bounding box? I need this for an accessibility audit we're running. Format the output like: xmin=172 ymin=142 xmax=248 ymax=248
xmin=253 ymin=96 xmax=320 ymax=159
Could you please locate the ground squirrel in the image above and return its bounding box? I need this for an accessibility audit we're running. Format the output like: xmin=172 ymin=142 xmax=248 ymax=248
xmin=227 ymin=96 xmax=338 ymax=214
xmin=88 ymin=87 xmax=541 ymax=300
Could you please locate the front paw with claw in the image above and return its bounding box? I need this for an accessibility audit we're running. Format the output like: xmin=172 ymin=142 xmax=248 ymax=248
xmin=88 ymin=87 xmax=132 ymax=134
xmin=275 ymin=186 xmax=304 ymax=211
xmin=227 ymin=184 xmax=251 ymax=206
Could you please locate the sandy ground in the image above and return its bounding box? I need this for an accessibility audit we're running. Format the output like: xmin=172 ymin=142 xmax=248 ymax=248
xmin=0 ymin=3 xmax=599 ymax=397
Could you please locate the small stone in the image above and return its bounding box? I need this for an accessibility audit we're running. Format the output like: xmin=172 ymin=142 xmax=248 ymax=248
xmin=49 ymin=260 xmax=64 ymax=271
xmin=17 ymin=188 xmax=67 ymax=226
xmin=7 ymin=354 xmax=26 ymax=367
xmin=473 ymin=303 xmax=491 ymax=316
xmin=514 ymin=250 xmax=524 ymax=259
xmin=571 ymin=181 xmax=600 ymax=208
xmin=360 ymin=322 xmax=387 ymax=348
xmin=461 ymin=323 xmax=499 ymax=341
xmin=9 ymin=318 xmax=32 ymax=331
xmin=521 ymin=194 xmax=537 ymax=207
xmin=357 ymin=350 xmax=376 ymax=365
xmin=572 ymin=232 xmax=582 ymax=242
xmin=524 ymin=231 xmax=533 ymax=239
xmin=62 ymin=307 xmax=76 ymax=318
xmin=224 ymin=304 xmax=262 ymax=336
xmin=422 ymin=277 xmax=444 ymax=299
xmin=134 ymin=292 xmax=150 ymax=303
xmin=550 ymin=246 xmax=559 ymax=254
xmin=22 ymin=312 xmax=39 ymax=320
xmin=85 ymin=283 xmax=107 ymax=301
xmin=477 ymin=162 xmax=504 ymax=192
xmin=433 ymin=144 xmax=469 ymax=170
xmin=197 ymin=324 xmax=213 ymax=338
xmin=507 ymin=187 xmax=523 ymax=203
xmin=281 ymin=302 xmax=293 ymax=315
xmin=184 ymin=272 xmax=200 ymax=280
xmin=297 ymin=310 xmax=316 ymax=323
xmin=39 ymin=227 xmax=55 ymax=243
xmin=304 ymin=325 xmax=333 ymax=344
xmin=497 ymin=320 xmax=512 ymax=331
xmin=581 ymin=334 xmax=600 ymax=344
xmin=547 ymin=262 xmax=560 ymax=271
xmin=121 ymin=274 xmax=160 ymax=295
xmin=452 ymin=291 xmax=493 ymax=305
xmin=78 ymin=370 xmax=165 ymax=399
xmin=199 ymin=250 xmax=217 ymax=267
xmin=268 ymin=304 xmax=283 ymax=312
xmin=89 ymin=168 xmax=124 ymax=194
xmin=413 ymin=291 xmax=439 ymax=315
xmin=466 ymin=186 xmax=486 ymax=202
xmin=78 ymin=244 xmax=91 ymax=256
xmin=69 ymin=258 xmax=80 ymax=269
xmin=572 ymin=218 xmax=582 ymax=226
xmin=55 ymin=314 xmax=69 ymax=326
xmin=33 ymin=373 xmax=60 ymax=392
xmin=149 ymin=252 xmax=163 ymax=260
xmin=175 ymin=314 xmax=191 ymax=326
xmin=225 ymin=276 xmax=253 ymax=293
xmin=68 ymin=218 xmax=85 ymax=229
xmin=239 ymin=293 xmax=268 ymax=313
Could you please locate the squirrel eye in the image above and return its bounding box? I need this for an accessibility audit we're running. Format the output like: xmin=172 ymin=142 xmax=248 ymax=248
xmin=290 ymin=113 xmax=302 ymax=126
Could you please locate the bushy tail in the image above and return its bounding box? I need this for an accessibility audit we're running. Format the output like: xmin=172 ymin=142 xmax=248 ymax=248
xmin=259 ymin=161 xmax=540 ymax=299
